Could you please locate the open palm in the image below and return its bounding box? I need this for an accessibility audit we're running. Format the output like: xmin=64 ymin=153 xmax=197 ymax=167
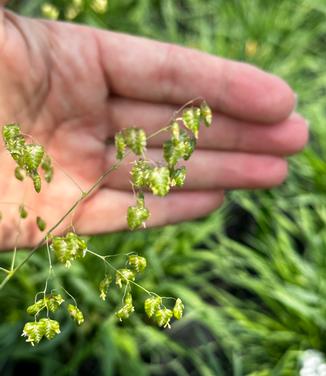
xmin=0 ymin=7 xmax=308 ymax=248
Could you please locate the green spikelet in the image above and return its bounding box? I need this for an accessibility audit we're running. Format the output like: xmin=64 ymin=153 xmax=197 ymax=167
xmin=124 ymin=128 xmax=147 ymax=156
xmin=26 ymin=300 xmax=46 ymax=316
xmin=163 ymin=140 xmax=183 ymax=168
xmin=36 ymin=216 xmax=46 ymax=231
xmin=45 ymin=294 xmax=64 ymax=312
xmin=9 ymin=136 xmax=26 ymax=164
xmin=166 ymin=130 xmax=196 ymax=163
xmin=116 ymin=128 xmax=147 ymax=158
xmin=149 ymin=166 xmax=171 ymax=196
xmin=32 ymin=173 xmax=41 ymax=193
xmin=130 ymin=160 xmax=152 ymax=188
xmin=163 ymin=121 xmax=188 ymax=167
xmin=19 ymin=205 xmax=28 ymax=219
xmin=127 ymin=205 xmax=150 ymax=230
xmin=2 ymin=124 xmax=55 ymax=191
xmin=23 ymin=144 xmax=44 ymax=171
xmin=99 ymin=274 xmax=112 ymax=301
xmin=41 ymin=154 xmax=53 ymax=183
xmin=115 ymin=292 xmax=135 ymax=321
xmin=39 ymin=318 xmax=60 ymax=340
xmin=51 ymin=236 xmax=70 ymax=267
xmin=66 ymin=232 xmax=88 ymax=259
xmin=170 ymin=121 xmax=180 ymax=140
xmin=51 ymin=232 xmax=87 ymax=268
xmin=22 ymin=321 xmax=45 ymax=346
xmin=2 ymin=123 xmax=20 ymax=142
xmin=123 ymin=128 xmax=137 ymax=151
xmin=115 ymin=132 xmax=126 ymax=160
xmin=127 ymin=194 xmax=150 ymax=230
xmin=26 ymin=294 xmax=64 ymax=316
xmin=67 ymin=304 xmax=84 ymax=325
xmin=144 ymin=296 xmax=162 ymax=318
xmin=15 ymin=167 xmax=25 ymax=181
xmin=44 ymin=167 xmax=53 ymax=183
xmin=200 ymin=101 xmax=212 ymax=127
xmin=182 ymin=108 xmax=201 ymax=139
xmin=155 ymin=307 xmax=173 ymax=328
xmin=180 ymin=132 xmax=196 ymax=160
xmin=2 ymin=124 xmax=25 ymax=163
xmin=170 ymin=167 xmax=186 ymax=187
xmin=173 ymin=298 xmax=184 ymax=320
xmin=115 ymin=269 xmax=135 ymax=288
xmin=128 ymin=255 xmax=147 ymax=273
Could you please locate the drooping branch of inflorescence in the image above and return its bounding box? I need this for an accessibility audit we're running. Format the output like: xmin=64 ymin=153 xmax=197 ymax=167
xmin=0 ymin=99 xmax=212 ymax=346
xmin=115 ymin=100 xmax=212 ymax=230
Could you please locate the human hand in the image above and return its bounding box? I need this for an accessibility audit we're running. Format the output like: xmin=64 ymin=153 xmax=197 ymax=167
xmin=0 ymin=7 xmax=308 ymax=248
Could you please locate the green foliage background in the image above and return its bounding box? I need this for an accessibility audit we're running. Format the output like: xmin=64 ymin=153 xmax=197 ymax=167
xmin=1 ymin=0 xmax=326 ymax=375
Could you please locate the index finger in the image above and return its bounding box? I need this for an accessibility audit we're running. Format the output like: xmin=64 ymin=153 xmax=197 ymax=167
xmin=95 ymin=30 xmax=296 ymax=123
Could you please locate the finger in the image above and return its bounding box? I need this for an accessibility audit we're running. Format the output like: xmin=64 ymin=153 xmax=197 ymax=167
xmin=104 ymin=148 xmax=288 ymax=190
xmin=96 ymin=30 xmax=295 ymax=123
xmin=108 ymin=97 xmax=308 ymax=155
xmin=74 ymin=188 xmax=224 ymax=234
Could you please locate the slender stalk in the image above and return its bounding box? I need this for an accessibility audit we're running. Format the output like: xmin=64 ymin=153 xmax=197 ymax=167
xmin=86 ymin=249 xmax=154 ymax=297
xmin=42 ymin=239 xmax=53 ymax=296
xmin=146 ymin=125 xmax=171 ymax=141
xmin=10 ymin=217 xmax=22 ymax=271
xmin=146 ymin=97 xmax=202 ymax=142
xmin=60 ymin=286 xmax=78 ymax=307
xmin=121 ymin=283 xmax=129 ymax=303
